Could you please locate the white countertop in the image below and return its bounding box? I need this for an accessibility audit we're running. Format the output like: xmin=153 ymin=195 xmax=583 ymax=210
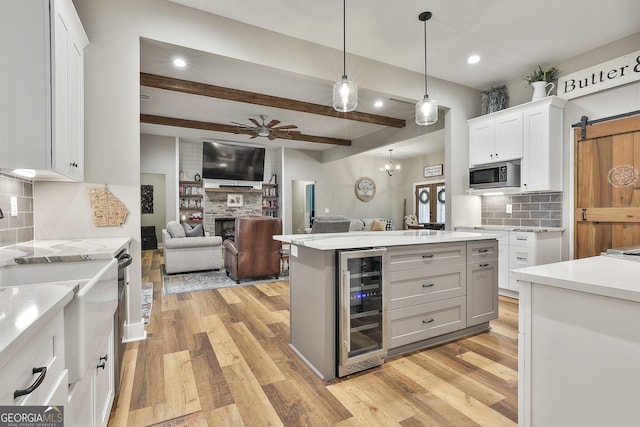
xmin=0 ymin=284 xmax=74 ymax=369
xmin=274 ymin=230 xmax=495 ymax=250
xmin=455 ymin=225 xmax=564 ymax=232
xmin=513 ymin=255 xmax=640 ymax=302
xmin=0 ymin=237 xmax=131 ymax=267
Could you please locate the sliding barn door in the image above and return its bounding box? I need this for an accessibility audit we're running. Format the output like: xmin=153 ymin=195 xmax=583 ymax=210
xmin=574 ymin=115 xmax=640 ymax=258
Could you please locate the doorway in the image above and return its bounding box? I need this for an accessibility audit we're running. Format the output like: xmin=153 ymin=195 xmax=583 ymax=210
xmin=415 ymin=182 xmax=445 ymax=224
xmin=574 ymin=115 xmax=640 ymax=258
xmin=140 ymin=173 xmax=167 ymax=248
xmin=292 ymin=180 xmax=315 ymax=234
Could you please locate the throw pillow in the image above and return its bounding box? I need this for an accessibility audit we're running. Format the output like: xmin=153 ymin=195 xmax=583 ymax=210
xmin=186 ymin=224 xmax=204 ymax=237
xmin=372 ymin=219 xmax=387 ymax=231
xmin=182 ymin=222 xmax=193 ymax=234
xmin=166 ymin=221 xmax=186 ymax=238
xmin=349 ymin=219 xmax=365 ymax=231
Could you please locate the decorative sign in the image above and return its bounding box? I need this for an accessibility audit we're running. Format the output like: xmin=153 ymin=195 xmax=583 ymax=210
xmin=423 ymin=164 xmax=443 ymax=178
xmin=355 ymin=177 xmax=376 ymax=202
xmin=557 ymin=49 xmax=640 ymax=100
xmin=141 ymin=185 xmax=153 ymax=214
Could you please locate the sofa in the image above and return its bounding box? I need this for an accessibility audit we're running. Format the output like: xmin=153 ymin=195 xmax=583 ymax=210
xmin=307 ymin=215 xmax=393 ymax=233
xmin=162 ymin=221 xmax=223 ymax=274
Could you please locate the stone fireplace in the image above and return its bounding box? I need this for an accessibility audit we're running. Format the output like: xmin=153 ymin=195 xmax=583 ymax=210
xmin=203 ymin=188 xmax=263 ymax=237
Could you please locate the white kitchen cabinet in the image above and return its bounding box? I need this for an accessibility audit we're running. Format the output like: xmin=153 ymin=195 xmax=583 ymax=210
xmin=468 ymin=111 xmax=523 ymax=167
xmin=67 ymin=322 xmax=115 ymax=427
xmin=508 ymin=231 xmax=562 ymax=292
xmin=520 ymin=98 xmax=566 ymax=192
xmin=467 ymin=97 xmax=567 ymax=192
xmin=0 ymin=0 xmax=88 ymax=181
xmin=466 ymin=240 xmax=499 ymax=326
xmin=0 ymin=311 xmax=67 ymax=406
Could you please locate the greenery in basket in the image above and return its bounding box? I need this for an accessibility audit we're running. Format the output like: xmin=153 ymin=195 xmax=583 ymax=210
xmin=480 ymin=85 xmax=509 ymax=115
xmin=524 ymin=65 xmax=559 ymax=84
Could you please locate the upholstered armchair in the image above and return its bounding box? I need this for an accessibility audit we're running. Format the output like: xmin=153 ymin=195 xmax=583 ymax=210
xmin=223 ymin=216 xmax=282 ymax=283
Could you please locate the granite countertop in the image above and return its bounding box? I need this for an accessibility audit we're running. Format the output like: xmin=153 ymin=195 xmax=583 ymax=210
xmin=0 ymin=284 xmax=74 ymax=368
xmin=455 ymin=225 xmax=564 ymax=233
xmin=0 ymin=237 xmax=131 ymax=267
xmin=512 ymin=255 xmax=640 ymax=303
xmin=274 ymin=230 xmax=496 ymax=251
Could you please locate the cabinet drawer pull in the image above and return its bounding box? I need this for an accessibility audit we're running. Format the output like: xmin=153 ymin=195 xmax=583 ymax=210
xmin=478 ymin=249 xmax=489 ymax=253
xmin=423 ymin=318 xmax=435 ymax=324
xmin=422 ymin=283 xmax=434 ymax=288
xmin=69 ymin=162 xmax=78 ymax=168
xmin=97 ymin=354 xmax=108 ymax=370
xmin=516 ymin=256 xmax=527 ymax=261
xmin=479 ymin=263 xmax=489 ymax=267
xmin=422 ymin=254 xmax=434 ymax=259
xmin=14 ymin=366 xmax=47 ymax=399
xmin=516 ymin=237 xmax=528 ymax=241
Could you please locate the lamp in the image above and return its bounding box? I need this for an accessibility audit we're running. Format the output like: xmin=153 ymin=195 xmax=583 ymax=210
xmin=415 ymin=11 xmax=438 ymax=126
xmin=384 ymin=149 xmax=400 ymax=176
xmin=333 ymin=0 xmax=357 ymax=112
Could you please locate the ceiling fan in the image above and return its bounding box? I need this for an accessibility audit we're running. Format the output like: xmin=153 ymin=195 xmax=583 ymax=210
xmin=232 ymin=115 xmax=300 ymax=140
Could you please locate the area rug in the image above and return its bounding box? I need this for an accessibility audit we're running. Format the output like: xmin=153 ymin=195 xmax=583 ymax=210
xmin=162 ymin=267 xmax=288 ymax=295
xmin=141 ymin=282 xmax=153 ymax=324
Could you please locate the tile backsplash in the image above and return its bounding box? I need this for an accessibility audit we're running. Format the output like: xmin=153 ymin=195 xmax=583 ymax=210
xmin=481 ymin=192 xmax=562 ymax=228
xmin=0 ymin=174 xmax=34 ymax=246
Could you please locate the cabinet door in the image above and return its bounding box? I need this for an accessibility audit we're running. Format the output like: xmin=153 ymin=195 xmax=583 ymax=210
xmin=94 ymin=325 xmax=115 ymax=427
xmin=495 ymin=112 xmax=523 ymax=161
xmin=467 ymin=259 xmax=498 ymax=326
xmin=468 ymin=120 xmax=495 ymax=166
xmin=52 ymin=0 xmax=86 ymax=180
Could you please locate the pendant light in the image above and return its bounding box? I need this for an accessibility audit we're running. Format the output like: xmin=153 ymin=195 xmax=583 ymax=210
xmin=384 ymin=149 xmax=400 ymax=176
xmin=415 ymin=11 xmax=438 ymax=125
xmin=333 ymin=0 xmax=357 ymax=112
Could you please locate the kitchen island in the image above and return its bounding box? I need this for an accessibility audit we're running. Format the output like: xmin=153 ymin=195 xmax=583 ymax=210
xmin=513 ymin=255 xmax=640 ymax=427
xmin=275 ymin=230 xmax=499 ymax=381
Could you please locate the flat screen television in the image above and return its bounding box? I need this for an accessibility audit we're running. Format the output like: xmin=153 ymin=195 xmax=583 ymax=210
xmin=202 ymin=141 xmax=265 ymax=182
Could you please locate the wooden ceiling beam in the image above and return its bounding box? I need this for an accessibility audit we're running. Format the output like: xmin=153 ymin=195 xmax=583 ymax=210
xmin=141 ymin=114 xmax=352 ymax=146
xmin=140 ymin=73 xmax=405 ymax=128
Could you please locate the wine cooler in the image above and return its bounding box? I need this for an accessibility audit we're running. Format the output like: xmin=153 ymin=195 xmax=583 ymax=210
xmin=336 ymin=248 xmax=387 ymax=377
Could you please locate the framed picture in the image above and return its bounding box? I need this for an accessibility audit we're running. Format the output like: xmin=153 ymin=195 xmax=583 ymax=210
xmin=227 ymin=194 xmax=243 ymax=207
xmin=423 ymin=164 xmax=443 ymax=178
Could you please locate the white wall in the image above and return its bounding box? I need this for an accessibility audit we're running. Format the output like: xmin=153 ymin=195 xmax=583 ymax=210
xmin=141 ymin=134 xmax=178 ymax=234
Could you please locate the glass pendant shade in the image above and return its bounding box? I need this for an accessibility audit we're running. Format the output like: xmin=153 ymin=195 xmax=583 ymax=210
xmin=415 ymin=95 xmax=438 ymax=125
xmin=333 ymin=76 xmax=357 ymax=112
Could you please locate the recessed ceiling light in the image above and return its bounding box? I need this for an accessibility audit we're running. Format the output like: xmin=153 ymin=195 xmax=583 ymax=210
xmin=374 ymin=100 xmax=384 ymax=108
xmin=172 ymin=57 xmax=186 ymax=68
xmin=467 ymin=55 xmax=480 ymax=65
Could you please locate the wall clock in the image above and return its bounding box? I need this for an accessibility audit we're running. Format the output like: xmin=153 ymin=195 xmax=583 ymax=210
xmin=355 ymin=177 xmax=376 ymax=202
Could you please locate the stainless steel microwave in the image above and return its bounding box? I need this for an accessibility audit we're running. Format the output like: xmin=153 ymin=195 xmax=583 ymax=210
xmin=469 ymin=161 xmax=520 ymax=189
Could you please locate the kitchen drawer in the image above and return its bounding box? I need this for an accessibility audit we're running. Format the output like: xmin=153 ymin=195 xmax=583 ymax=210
xmin=0 ymin=311 xmax=66 ymax=405
xmin=509 ymin=246 xmax=536 ymax=292
xmin=467 ymin=240 xmax=498 ymax=262
xmin=510 ymin=231 xmax=537 ymax=248
xmin=389 ymin=264 xmax=466 ymax=309
xmin=388 ymin=296 xmax=466 ymax=349
xmin=387 ymin=242 xmax=466 ymax=272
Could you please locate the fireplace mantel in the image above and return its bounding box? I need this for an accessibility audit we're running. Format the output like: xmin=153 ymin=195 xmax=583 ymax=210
xmin=205 ymin=188 xmax=262 ymax=194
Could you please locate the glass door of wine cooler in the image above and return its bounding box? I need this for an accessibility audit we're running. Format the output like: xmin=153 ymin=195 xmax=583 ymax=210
xmin=337 ymin=248 xmax=387 ymax=377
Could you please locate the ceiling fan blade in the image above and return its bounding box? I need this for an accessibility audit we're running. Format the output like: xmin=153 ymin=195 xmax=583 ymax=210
xmin=268 ymin=133 xmax=276 ymax=140
xmin=249 ymin=118 xmax=261 ymax=127
xmin=273 ymin=124 xmax=298 ymax=130
xmin=250 ymin=133 xmax=258 ymax=139
xmin=231 ymin=121 xmax=251 ymax=127
xmin=266 ymin=119 xmax=281 ymax=128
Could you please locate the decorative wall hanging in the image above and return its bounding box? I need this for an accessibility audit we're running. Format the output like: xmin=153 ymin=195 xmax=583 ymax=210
xmin=87 ymin=184 xmax=129 ymax=227
xmin=227 ymin=194 xmax=244 ymax=207
xmin=141 ymin=185 xmax=154 ymax=214
xmin=423 ymin=164 xmax=443 ymax=178
xmin=608 ymin=164 xmax=639 ymax=188
xmin=355 ymin=177 xmax=376 ymax=202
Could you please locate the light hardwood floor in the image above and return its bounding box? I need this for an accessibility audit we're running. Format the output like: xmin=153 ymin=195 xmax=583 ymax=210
xmin=108 ymin=249 xmax=518 ymax=426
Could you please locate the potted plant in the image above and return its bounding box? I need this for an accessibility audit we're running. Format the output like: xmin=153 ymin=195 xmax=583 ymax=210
xmin=480 ymin=85 xmax=509 ymax=114
xmin=524 ymin=65 xmax=559 ymax=100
